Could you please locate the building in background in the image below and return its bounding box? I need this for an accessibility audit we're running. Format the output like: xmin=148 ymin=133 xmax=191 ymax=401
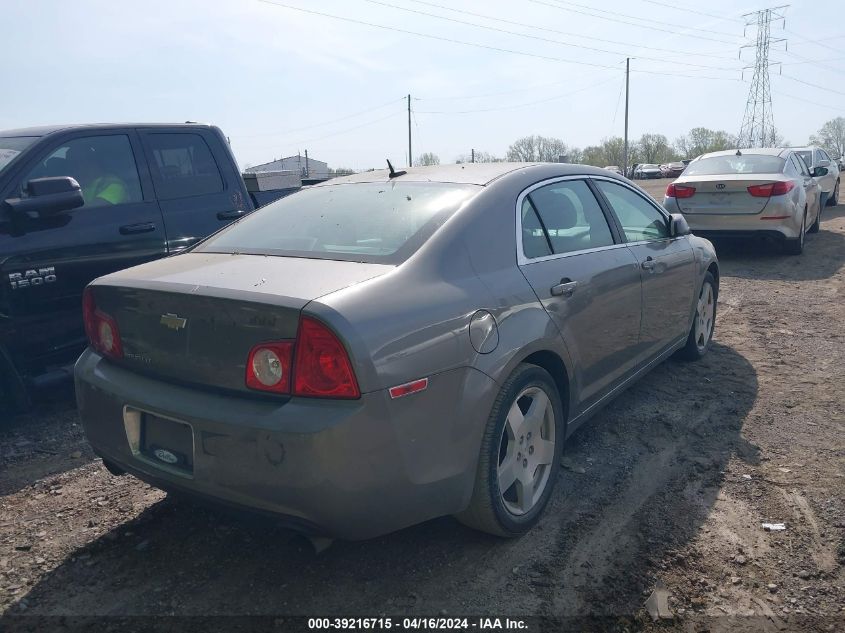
xmin=245 ymin=153 xmax=329 ymax=182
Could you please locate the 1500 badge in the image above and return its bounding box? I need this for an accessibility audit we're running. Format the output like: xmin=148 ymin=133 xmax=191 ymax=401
xmin=8 ymin=267 xmax=57 ymax=289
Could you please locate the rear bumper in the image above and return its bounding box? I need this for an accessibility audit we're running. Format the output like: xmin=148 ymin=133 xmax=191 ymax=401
xmin=74 ymin=349 xmax=498 ymax=539
xmin=678 ymin=211 xmax=802 ymax=240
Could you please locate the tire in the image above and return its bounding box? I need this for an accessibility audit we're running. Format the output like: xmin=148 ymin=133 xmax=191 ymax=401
xmin=0 ymin=346 xmax=31 ymax=417
xmin=677 ymin=272 xmax=717 ymax=361
xmin=827 ymin=180 xmax=840 ymax=207
xmin=783 ymin=209 xmax=806 ymax=256
xmin=808 ymin=200 xmax=821 ymax=234
xmin=456 ymin=363 xmax=564 ymax=537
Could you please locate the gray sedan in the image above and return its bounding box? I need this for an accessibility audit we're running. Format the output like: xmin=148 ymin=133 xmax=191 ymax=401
xmin=75 ymin=163 xmax=719 ymax=540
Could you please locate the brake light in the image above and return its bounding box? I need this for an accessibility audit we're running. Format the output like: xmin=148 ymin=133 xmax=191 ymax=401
xmin=293 ymin=317 xmax=360 ymax=399
xmin=748 ymin=181 xmax=795 ymax=197
xmin=245 ymin=316 xmax=359 ymax=399
xmin=82 ymin=287 xmax=123 ymax=359
xmin=666 ymin=183 xmax=696 ymax=199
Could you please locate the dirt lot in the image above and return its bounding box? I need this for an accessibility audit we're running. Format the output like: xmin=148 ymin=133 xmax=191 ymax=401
xmin=1 ymin=179 xmax=843 ymax=631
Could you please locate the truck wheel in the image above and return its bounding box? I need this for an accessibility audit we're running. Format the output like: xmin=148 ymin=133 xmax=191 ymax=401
xmin=0 ymin=347 xmax=31 ymax=416
xmin=456 ymin=364 xmax=563 ymax=537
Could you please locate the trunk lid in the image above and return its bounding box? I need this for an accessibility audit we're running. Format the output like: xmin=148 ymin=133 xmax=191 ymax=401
xmin=92 ymin=253 xmax=392 ymax=393
xmin=670 ymin=174 xmax=785 ymax=215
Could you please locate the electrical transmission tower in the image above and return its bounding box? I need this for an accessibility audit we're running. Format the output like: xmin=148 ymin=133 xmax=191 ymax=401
xmin=737 ymin=6 xmax=787 ymax=148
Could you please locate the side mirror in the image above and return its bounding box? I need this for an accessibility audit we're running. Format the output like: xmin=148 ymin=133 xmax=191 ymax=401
xmin=4 ymin=177 xmax=84 ymax=218
xmin=670 ymin=213 xmax=691 ymax=237
xmin=812 ymin=166 xmax=829 ymax=178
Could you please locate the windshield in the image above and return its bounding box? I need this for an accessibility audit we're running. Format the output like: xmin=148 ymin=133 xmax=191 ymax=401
xmin=684 ymin=155 xmax=785 ymax=176
xmin=0 ymin=136 xmax=39 ymax=174
xmin=197 ymin=181 xmax=480 ymax=264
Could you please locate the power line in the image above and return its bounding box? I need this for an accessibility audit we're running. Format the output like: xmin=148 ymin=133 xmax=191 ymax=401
xmin=256 ymin=0 xmax=743 ymax=78
xmin=403 ymin=0 xmax=739 ymax=59
xmin=415 ymin=72 xmax=623 ymax=114
xmin=233 ymin=97 xmax=405 ymax=139
xmin=528 ymin=0 xmax=742 ymax=44
xmin=637 ymin=0 xmax=743 ymax=23
xmin=360 ymin=0 xmax=741 ymax=71
xmin=772 ymin=90 xmax=845 ymax=113
xmin=781 ymin=74 xmax=845 ymax=97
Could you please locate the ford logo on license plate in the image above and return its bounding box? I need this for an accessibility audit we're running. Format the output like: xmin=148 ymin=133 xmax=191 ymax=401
xmin=153 ymin=448 xmax=179 ymax=464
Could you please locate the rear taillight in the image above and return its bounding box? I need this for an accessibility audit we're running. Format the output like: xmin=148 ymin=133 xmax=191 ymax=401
xmin=82 ymin=287 xmax=123 ymax=359
xmin=747 ymin=181 xmax=795 ymax=197
xmin=666 ymin=183 xmax=696 ymax=199
xmin=245 ymin=316 xmax=359 ymax=399
xmin=246 ymin=342 xmax=293 ymax=393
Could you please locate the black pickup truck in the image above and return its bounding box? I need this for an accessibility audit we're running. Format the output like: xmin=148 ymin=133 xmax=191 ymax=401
xmin=0 ymin=123 xmax=293 ymax=412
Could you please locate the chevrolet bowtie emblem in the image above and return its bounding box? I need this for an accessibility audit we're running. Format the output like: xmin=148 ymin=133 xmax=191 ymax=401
xmin=160 ymin=313 xmax=187 ymax=331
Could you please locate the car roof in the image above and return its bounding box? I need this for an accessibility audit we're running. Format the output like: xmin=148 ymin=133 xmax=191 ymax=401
xmin=697 ymin=147 xmax=788 ymax=160
xmin=0 ymin=122 xmax=216 ymax=138
xmin=311 ymin=162 xmax=620 ymax=186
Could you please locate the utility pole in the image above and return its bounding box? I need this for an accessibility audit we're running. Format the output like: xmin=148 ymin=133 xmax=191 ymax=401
xmin=738 ymin=6 xmax=787 ymax=148
xmin=471 ymin=149 xmax=475 ymax=163
xmin=304 ymin=149 xmax=310 ymax=178
xmin=623 ymin=58 xmax=630 ymax=177
xmin=407 ymin=94 xmax=412 ymax=168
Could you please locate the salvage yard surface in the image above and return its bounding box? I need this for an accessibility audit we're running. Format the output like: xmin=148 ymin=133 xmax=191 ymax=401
xmin=1 ymin=179 xmax=843 ymax=631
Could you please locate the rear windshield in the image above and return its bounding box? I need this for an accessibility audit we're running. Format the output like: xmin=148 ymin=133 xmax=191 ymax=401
xmin=197 ymin=182 xmax=480 ymax=264
xmin=684 ymin=155 xmax=785 ymax=176
xmin=0 ymin=136 xmax=39 ymax=174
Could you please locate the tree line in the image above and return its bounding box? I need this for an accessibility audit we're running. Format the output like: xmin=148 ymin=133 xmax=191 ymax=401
xmin=414 ymin=117 xmax=845 ymax=168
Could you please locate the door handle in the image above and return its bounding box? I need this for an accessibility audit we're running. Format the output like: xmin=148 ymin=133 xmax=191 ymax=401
xmin=217 ymin=210 xmax=246 ymax=221
xmin=119 ymin=222 xmax=156 ymax=235
xmin=550 ymin=280 xmax=578 ymax=297
xmin=641 ymin=256 xmax=656 ymax=271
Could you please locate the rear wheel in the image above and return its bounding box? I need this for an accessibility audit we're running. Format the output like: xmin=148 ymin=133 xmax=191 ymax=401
xmin=677 ymin=272 xmax=717 ymax=361
xmin=456 ymin=364 xmax=563 ymax=537
xmin=783 ymin=209 xmax=806 ymax=255
xmin=827 ymin=180 xmax=840 ymax=207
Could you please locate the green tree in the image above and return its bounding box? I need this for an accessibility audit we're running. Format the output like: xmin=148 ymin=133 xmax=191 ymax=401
xmin=581 ymin=137 xmax=628 ymax=168
xmin=809 ymin=117 xmax=845 ymax=160
xmin=506 ymin=135 xmax=574 ymax=162
xmin=416 ymin=152 xmax=440 ymax=166
xmin=674 ymin=128 xmax=736 ymax=159
xmin=636 ymin=133 xmax=677 ymax=163
xmin=454 ymin=150 xmax=503 ymax=164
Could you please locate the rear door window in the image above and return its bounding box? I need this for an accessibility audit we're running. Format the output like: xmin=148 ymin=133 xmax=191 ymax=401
xmin=21 ymin=135 xmax=142 ymax=208
xmin=521 ymin=179 xmax=614 ymax=258
xmin=145 ymin=133 xmax=224 ymax=200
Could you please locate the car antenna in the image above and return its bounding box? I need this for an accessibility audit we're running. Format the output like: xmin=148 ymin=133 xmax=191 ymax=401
xmin=386 ymin=159 xmax=406 ymax=179
xmin=735 ymin=149 xmax=742 ymax=156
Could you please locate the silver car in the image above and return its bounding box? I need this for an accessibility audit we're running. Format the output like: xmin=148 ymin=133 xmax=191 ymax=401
xmin=75 ymin=163 xmax=718 ymax=540
xmin=663 ymin=148 xmax=825 ymax=255
xmin=791 ymin=146 xmax=840 ymax=207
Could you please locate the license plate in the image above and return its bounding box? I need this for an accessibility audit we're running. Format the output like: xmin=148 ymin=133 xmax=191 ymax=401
xmin=141 ymin=413 xmax=194 ymax=472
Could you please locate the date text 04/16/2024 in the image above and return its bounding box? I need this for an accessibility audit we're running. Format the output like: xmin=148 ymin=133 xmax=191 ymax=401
xmin=307 ymin=618 xmax=528 ymax=630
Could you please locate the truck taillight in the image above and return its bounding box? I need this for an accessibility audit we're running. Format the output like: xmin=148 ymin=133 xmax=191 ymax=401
xmin=666 ymin=183 xmax=696 ymax=198
xmin=82 ymin=287 xmax=123 ymax=359
xmin=748 ymin=181 xmax=795 ymax=197
xmin=245 ymin=316 xmax=360 ymax=399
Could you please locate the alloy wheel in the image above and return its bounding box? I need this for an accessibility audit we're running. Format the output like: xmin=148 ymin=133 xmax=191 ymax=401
xmin=695 ymin=281 xmax=715 ymax=352
xmin=497 ymin=386 xmax=556 ymax=516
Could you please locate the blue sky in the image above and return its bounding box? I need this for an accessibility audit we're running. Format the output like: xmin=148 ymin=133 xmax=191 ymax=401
xmin=2 ymin=0 xmax=842 ymax=170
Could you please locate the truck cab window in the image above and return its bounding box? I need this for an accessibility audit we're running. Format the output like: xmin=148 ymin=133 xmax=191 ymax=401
xmin=23 ymin=135 xmax=142 ymax=208
xmin=146 ymin=133 xmax=224 ymax=199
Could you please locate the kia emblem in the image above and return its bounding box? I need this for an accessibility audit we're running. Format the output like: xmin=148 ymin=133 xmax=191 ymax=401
xmin=716 ymin=183 xmax=726 ymax=190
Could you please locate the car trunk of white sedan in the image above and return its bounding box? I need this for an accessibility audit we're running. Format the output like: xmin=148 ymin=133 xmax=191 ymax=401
xmin=86 ymin=253 xmax=393 ymax=394
xmin=670 ymin=174 xmax=785 ymax=215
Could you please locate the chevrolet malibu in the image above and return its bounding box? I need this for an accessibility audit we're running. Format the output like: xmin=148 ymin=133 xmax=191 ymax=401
xmin=663 ymin=148 xmax=826 ymax=255
xmin=75 ymin=163 xmax=719 ymax=540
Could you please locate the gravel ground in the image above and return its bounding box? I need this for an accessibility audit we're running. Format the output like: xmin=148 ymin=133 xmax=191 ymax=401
xmin=0 ymin=179 xmax=843 ymax=631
